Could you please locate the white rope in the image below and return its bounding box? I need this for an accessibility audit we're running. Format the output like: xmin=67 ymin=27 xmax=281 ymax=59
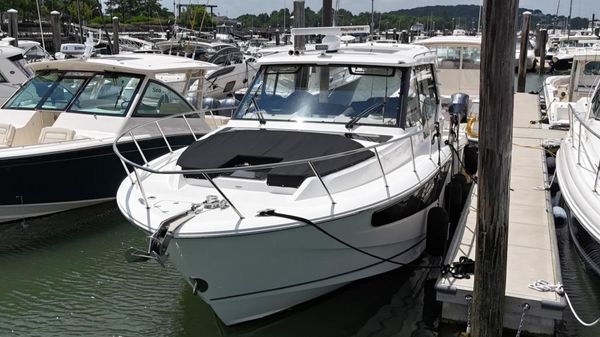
xmin=529 ymin=280 xmax=600 ymax=327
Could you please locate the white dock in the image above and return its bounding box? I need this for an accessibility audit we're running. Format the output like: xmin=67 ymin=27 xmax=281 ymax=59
xmin=436 ymin=93 xmax=567 ymax=335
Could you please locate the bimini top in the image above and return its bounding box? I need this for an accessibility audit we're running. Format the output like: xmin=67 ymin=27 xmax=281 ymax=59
xmin=414 ymin=35 xmax=482 ymax=47
xmin=28 ymin=53 xmax=217 ymax=75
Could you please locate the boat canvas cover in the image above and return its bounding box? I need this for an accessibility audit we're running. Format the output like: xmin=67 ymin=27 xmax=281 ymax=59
xmin=176 ymin=129 xmax=374 ymax=188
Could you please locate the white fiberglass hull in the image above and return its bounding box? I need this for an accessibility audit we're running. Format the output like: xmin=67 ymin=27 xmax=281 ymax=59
xmin=0 ymin=198 xmax=112 ymax=223
xmin=160 ymin=197 xmax=432 ymax=325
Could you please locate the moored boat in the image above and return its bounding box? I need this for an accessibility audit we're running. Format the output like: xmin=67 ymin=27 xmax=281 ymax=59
xmin=115 ymin=26 xmax=466 ymax=325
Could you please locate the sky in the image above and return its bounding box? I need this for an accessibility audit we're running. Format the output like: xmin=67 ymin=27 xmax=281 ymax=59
xmin=160 ymin=0 xmax=600 ymax=19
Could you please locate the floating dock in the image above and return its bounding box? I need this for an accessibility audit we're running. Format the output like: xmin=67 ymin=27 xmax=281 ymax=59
xmin=436 ymin=93 xmax=567 ymax=335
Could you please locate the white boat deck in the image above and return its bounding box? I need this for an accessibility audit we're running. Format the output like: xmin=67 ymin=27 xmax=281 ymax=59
xmin=436 ymin=93 xmax=567 ymax=335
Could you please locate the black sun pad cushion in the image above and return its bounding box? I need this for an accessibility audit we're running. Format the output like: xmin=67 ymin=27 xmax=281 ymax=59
xmin=176 ymin=129 xmax=374 ymax=188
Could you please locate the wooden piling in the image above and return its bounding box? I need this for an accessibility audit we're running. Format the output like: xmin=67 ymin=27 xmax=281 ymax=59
xmin=517 ymin=11 xmax=531 ymax=93
xmin=293 ymin=0 xmax=305 ymax=52
xmin=50 ymin=11 xmax=61 ymax=53
xmin=322 ymin=0 xmax=332 ymax=27
xmin=472 ymin=0 xmax=518 ymax=335
xmin=539 ymin=29 xmax=547 ymax=75
xmin=275 ymin=29 xmax=281 ymax=46
xmin=7 ymin=9 xmax=18 ymax=48
xmin=112 ymin=17 xmax=120 ymax=55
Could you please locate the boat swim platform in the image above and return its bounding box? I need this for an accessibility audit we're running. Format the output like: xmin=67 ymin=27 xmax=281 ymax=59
xmin=436 ymin=93 xmax=568 ymax=335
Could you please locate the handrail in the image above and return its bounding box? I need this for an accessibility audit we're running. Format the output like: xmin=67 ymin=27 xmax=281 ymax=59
xmin=113 ymin=109 xmax=424 ymax=176
xmin=113 ymin=107 xmax=435 ymax=219
xmin=567 ymin=103 xmax=600 ymax=192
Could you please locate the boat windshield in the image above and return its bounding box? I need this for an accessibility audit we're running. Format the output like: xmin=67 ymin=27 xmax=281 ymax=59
xmin=3 ymin=71 xmax=142 ymax=115
xmin=234 ymin=64 xmax=404 ymax=127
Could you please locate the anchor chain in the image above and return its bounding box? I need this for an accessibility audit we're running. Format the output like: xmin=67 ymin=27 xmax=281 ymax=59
xmin=515 ymin=303 xmax=530 ymax=337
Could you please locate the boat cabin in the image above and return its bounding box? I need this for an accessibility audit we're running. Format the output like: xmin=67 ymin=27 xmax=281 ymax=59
xmin=0 ymin=45 xmax=31 ymax=105
xmin=0 ymin=53 xmax=215 ymax=149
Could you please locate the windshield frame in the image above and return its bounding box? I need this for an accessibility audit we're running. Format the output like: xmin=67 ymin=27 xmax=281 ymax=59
xmin=233 ymin=63 xmax=409 ymax=128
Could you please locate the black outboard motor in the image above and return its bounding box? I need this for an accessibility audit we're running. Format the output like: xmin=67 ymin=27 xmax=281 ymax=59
xmin=218 ymin=97 xmax=239 ymax=117
xmin=448 ymin=93 xmax=470 ymax=123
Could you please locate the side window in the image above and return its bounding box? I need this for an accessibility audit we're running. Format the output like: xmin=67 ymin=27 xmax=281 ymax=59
xmin=405 ymin=71 xmax=422 ymax=128
xmin=134 ymin=81 xmax=193 ymax=116
xmin=0 ymin=72 xmax=6 ymax=82
xmin=584 ymin=61 xmax=600 ymax=76
xmin=592 ymin=89 xmax=600 ymax=120
xmin=414 ymin=65 xmax=438 ymax=123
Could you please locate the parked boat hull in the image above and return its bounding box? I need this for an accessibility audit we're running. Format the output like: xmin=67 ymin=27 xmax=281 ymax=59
xmin=165 ymin=203 xmax=434 ymax=325
xmin=0 ymin=135 xmax=196 ymax=223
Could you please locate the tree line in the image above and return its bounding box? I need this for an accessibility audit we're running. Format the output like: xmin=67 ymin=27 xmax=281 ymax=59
xmin=0 ymin=2 xmax=592 ymax=31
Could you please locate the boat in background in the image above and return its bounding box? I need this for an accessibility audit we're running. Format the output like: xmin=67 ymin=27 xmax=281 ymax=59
xmin=556 ymin=79 xmax=600 ymax=276
xmin=543 ymin=48 xmax=600 ymax=128
xmin=0 ymin=51 xmax=215 ymax=223
xmin=116 ymin=26 xmax=466 ymax=326
xmin=413 ymin=35 xmax=481 ymax=142
xmin=0 ymin=45 xmax=31 ymax=105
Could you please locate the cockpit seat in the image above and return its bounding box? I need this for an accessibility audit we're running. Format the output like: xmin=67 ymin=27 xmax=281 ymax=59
xmin=0 ymin=123 xmax=16 ymax=148
xmin=38 ymin=127 xmax=76 ymax=144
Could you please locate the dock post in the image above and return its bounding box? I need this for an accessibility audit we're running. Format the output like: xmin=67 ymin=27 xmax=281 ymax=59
xmin=538 ymin=29 xmax=547 ymax=74
xmin=534 ymin=23 xmax=541 ymax=57
xmin=293 ymin=0 xmax=305 ymax=52
xmin=517 ymin=11 xmax=531 ymax=93
xmin=7 ymin=9 xmax=18 ymax=48
xmin=472 ymin=0 xmax=518 ymax=335
xmin=322 ymin=0 xmax=332 ymax=27
xmin=112 ymin=17 xmax=120 ymax=55
xmin=50 ymin=11 xmax=61 ymax=53
xmin=275 ymin=29 xmax=280 ymax=46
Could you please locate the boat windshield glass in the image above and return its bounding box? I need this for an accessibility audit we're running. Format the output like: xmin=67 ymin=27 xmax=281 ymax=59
xmin=234 ymin=64 xmax=404 ymax=126
xmin=3 ymin=71 xmax=142 ymax=115
xmin=4 ymin=72 xmax=86 ymax=110
xmin=69 ymin=74 xmax=142 ymax=115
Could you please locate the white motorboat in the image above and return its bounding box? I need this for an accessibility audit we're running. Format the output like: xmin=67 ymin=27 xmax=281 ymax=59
xmin=413 ymin=35 xmax=481 ymax=142
xmin=0 ymin=45 xmax=31 ymax=105
xmin=550 ymin=35 xmax=600 ymax=71
xmin=158 ymin=40 xmax=257 ymax=99
xmin=0 ymin=52 xmax=215 ymax=223
xmin=556 ymin=80 xmax=600 ymax=276
xmin=543 ymin=49 xmax=600 ymax=128
xmin=115 ymin=26 xmax=466 ymax=325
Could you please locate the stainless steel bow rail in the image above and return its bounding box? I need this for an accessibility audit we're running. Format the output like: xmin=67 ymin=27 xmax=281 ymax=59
xmin=567 ymin=104 xmax=600 ymax=191
xmin=113 ymin=109 xmax=449 ymax=220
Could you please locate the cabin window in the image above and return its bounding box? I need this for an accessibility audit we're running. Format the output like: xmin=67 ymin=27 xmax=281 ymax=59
xmin=237 ymin=64 xmax=402 ymax=127
xmin=432 ymin=47 xmax=462 ymax=69
xmin=592 ymin=89 xmax=600 ymax=120
xmin=0 ymin=72 xmax=6 ymax=83
xmin=4 ymin=72 xmax=60 ymax=109
xmin=414 ymin=65 xmax=438 ymax=123
xmin=584 ymin=61 xmax=600 ymax=76
xmin=39 ymin=77 xmax=87 ymax=110
xmin=405 ymin=71 xmax=423 ymax=128
xmin=134 ymin=80 xmax=194 ymax=116
xmin=461 ymin=47 xmax=481 ymax=69
xmin=69 ymin=74 xmax=142 ymax=116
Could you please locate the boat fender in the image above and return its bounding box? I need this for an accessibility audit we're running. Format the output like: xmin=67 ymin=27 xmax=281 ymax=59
xmin=552 ymin=206 xmax=567 ymax=227
xmin=546 ymin=156 xmax=556 ymax=175
xmin=426 ymin=207 xmax=450 ymax=258
xmin=551 ymin=191 xmax=562 ymax=207
xmin=444 ymin=177 xmax=464 ymax=234
xmin=463 ymin=144 xmax=478 ymax=176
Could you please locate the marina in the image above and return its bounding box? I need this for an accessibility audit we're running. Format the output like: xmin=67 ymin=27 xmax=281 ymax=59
xmin=1 ymin=0 xmax=600 ymax=336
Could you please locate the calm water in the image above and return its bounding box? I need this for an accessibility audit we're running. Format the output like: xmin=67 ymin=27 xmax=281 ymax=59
xmin=1 ymin=73 xmax=599 ymax=337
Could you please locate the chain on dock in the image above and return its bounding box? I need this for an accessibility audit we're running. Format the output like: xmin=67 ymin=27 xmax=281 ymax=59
xmin=529 ymin=280 xmax=600 ymax=327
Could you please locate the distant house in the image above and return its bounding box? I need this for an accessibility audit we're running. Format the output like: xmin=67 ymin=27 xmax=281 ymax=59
xmin=410 ymin=22 xmax=424 ymax=33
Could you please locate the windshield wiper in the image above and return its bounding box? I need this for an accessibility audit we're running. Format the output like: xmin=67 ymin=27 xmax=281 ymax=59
xmin=345 ymin=101 xmax=385 ymax=129
xmin=244 ymin=84 xmax=266 ymax=125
